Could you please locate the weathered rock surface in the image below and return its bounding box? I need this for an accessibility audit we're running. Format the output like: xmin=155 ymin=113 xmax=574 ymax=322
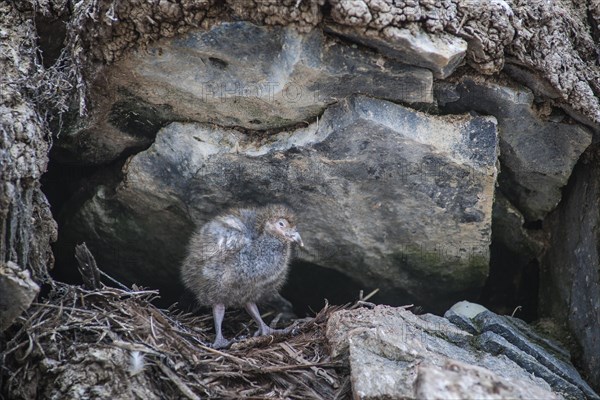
xmin=447 ymin=303 xmax=599 ymax=399
xmin=57 ymin=95 xmax=498 ymax=310
xmin=0 ymin=3 xmax=57 ymax=284
xmin=0 ymin=262 xmax=40 ymax=332
xmin=541 ymin=150 xmax=600 ymax=391
xmin=32 ymin=345 xmax=158 ymax=400
xmin=55 ymin=21 xmax=433 ymax=165
xmin=327 ymin=0 xmax=600 ymax=127
xmin=490 ymin=193 xmax=543 ymax=267
xmin=326 ymin=22 xmax=467 ymax=78
xmin=414 ymin=360 xmax=556 ymax=400
xmin=326 ymin=304 xmax=598 ymax=399
xmin=438 ymin=76 xmax=592 ymax=221
xmin=483 ymin=192 xmax=544 ymax=317
xmin=47 ymin=0 xmax=600 ymax=131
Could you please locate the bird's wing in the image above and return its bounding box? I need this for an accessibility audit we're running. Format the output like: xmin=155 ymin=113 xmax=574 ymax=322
xmin=197 ymin=214 xmax=251 ymax=261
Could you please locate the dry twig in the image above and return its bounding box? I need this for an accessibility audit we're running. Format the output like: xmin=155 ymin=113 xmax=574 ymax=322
xmin=0 ymin=282 xmax=349 ymax=399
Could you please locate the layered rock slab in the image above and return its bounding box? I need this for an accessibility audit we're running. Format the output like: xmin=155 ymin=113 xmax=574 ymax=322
xmin=57 ymin=96 xmax=498 ymax=309
xmin=327 ymin=304 xmax=599 ymax=399
xmin=446 ymin=303 xmax=599 ymax=399
xmin=326 ymin=305 xmax=563 ymax=400
xmin=54 ymin=21 xmax=433 ymax=165
xmin=326 ymin=22 xmax=467 ymax=78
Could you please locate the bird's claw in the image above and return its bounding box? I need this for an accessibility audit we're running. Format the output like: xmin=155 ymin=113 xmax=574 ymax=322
xmin=255 ymin=322 xmax=299 ymax=337
xmin=211 ymin=337 xmax=232 ymax=349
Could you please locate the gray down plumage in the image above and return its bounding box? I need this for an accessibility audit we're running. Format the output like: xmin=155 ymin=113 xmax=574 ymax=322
xmin=180 ymin=204 xmax=303 ymax=348
xmin=181 ymin=206 xmax=296 ymax=307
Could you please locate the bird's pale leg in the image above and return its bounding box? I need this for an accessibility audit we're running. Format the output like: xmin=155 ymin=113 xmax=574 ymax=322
xmin=245 ymin=302 xmax=293 ymax=337
xmin=212 ymin=303 xmax=230 ymax=349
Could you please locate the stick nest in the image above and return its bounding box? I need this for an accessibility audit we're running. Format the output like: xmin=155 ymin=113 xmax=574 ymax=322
xmin=1 ymin=282 xmax=350 ymax=399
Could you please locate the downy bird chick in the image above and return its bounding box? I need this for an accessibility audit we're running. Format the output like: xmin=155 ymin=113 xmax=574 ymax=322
xmin=181 ymin=204 xmax=303 ymax=348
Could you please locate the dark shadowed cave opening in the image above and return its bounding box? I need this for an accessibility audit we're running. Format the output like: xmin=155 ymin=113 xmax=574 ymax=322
xmin=41 ymin=153 xmax=539 ymax=321
xmin=40 ymin=156 xmax=377 ymax=314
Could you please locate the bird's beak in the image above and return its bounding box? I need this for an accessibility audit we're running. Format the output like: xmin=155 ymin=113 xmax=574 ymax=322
xmin=290 ymin=231 xmax=304 ymax=247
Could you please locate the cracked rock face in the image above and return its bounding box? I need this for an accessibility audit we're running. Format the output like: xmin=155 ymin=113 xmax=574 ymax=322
xmin=57 ymin=96 xmax=498 ymax=310
xmin=54 ymin=21 xmax=433 ymax=166
xmin=541 ymin=152 xmax=600 ymax=390
xmin=326 ymin=22 xmax=467 ymax=79
xmin=326 ymin=304 xmax=599 ymax=400
xmin=437 ymin=77 xmax=592 ymax=222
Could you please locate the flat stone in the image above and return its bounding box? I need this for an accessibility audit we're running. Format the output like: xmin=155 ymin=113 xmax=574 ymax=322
xmin=444 ymin=301 xmax=488 ymax=334
xmin=437 ymin=76 xmax=592 ymax=221
xmin=327 ymin=22 xmax=467 ymax=78
xmin=476 ymin=331 xmax=589 ymax=399
xmin=474 ymin=311 xmax=598 ymax=399
xmin=448 ymin=300 xmax=489 ymax=318
xmin=444 ymin=309 xmax=479 ymax=335
xmin=56 ymin=95 xmax=498 ymax=310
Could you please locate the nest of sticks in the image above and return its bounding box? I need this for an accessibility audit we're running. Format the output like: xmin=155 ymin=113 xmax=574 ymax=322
xmin=0 ymin=245 xmax=353 ymax=399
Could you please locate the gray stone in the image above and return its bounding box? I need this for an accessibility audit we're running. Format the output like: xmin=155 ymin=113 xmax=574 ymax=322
xmin=443 ymin=309 xmax=479 ymax=335
xmin=444 ymin=301 xmax=488 ymax=334
xmin=347 ymin=336 xmax=417 ymax=400
xmin=504 ymin=63 xmax=600 ymax=135
xmin=327 ymin=22 xmax=467 ymax=78
xmin=326 ymin=305 xmax=561 ymax=400
xmin=56 ymin=95 xmax=498 ymax=311
xmin=437 ymin=77 xmax=592 ymax=221
xmin=448 ymin=300 xmax=489 ymax=318
xmin=474 ymin=311 xmax=598 ymax=399
xmin=0 ymin=261 xmax=40 ymax=332
xmin=541 ymin=154 xmax=600 ymax=391
xmin=484 ymin=192 xmax=544 ymax=316
xmin=55 ymin=21 xmax=433 ymax=165
xmin=443 ymin=301 xmax=599 ymax=398
xmin=415 ymin=360 xmax=560 ymax=400
xmin=492 ymin=192 xmax=544 ymax=260
xmin=476 ymin=332 xmax=588 ymax=400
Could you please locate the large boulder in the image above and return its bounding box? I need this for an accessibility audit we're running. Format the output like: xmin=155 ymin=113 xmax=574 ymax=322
xmin=57 ymin=95 xmax=498 ymax=310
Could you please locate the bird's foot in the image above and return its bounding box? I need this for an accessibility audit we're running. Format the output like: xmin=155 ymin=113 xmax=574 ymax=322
xmin=211 ymin=336 xmax=232 ymax=349
xmin=254 ymin=322 xmax=299 ymax=337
